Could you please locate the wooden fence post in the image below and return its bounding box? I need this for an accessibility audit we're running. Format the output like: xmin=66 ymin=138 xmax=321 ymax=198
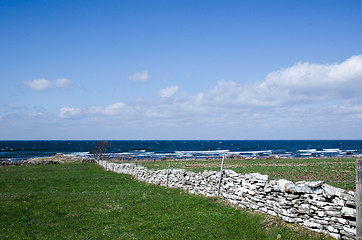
xmin=217 ymin=156 xmax=225 ymax=197
xmin=356 ymin=159 xmax=362 ymax=240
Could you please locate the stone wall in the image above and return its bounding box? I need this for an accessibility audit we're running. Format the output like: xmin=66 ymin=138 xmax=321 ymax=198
xmin=98 ymin=160 xmax=356 ymax=240
xmin=0 ymin=159 xmax=60 ymax=166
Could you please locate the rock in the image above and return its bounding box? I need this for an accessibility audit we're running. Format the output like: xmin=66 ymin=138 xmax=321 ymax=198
xmin=295 ymin=185 xmax=313 ymax=194
xmin=317 ymin=211 xmax=326 ymax=217
xmin=335 ymin=217 xmax=349 ymax=225
xmin=323 ymin=184 xmax=345 ymax=198
xmin=311 ymin=200 xmax=328 ymax=207
xmin=264 ymin=184 xmax=272 ymax=193
xmin=235 ymin=186 xmax=248 ymax=195
xmin=342 ymin=226 xmax=356 ymax=236
xmin=328 ymin=232 xmax=340 ymax=239
xmin=327 ymin=225 xmax=339 ymax=233
xmin=281 ymin=216 xmax=295 ymax=223
xmin=224 ymin=169 xmax=240 ymax=178
xmin=324 ymin=205 xmax=338 ymax=211
xmin=303 ymin=220 xmax=322 ymax=229
xmin=244 ymin=172 xmax=261 ymax=179
xmin=277 ymin=179 xmax=295 ymax=192
xmin=332 ymin=197 xmax=345 ymax=207
xmin=326 ymin=211 xmax=342 ymax=217
xmin=254 ymin=173 xmax=269 ymax=181
xmin=306 ymin=181 xmax=324 ymax=188
xmin=341 ymin=207 xmax=356 ymax=218
xmin=299 ymin=204 xmax=310 ymax=214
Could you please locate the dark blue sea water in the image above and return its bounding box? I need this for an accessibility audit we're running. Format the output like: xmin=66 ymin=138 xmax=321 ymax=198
xmin=1 ymin=140 xmax=362 ymax=161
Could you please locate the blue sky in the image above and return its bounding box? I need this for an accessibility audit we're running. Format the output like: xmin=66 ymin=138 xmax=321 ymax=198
xmin=1 ymin=0 xmax=362 ymax=140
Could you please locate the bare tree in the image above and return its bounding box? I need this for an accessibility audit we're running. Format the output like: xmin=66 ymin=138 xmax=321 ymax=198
xmin=91 ymin=141 xmax=112 ymax=163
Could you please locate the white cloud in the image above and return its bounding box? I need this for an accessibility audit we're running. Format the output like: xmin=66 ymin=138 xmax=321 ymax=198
xmin=129 ymin=70 xmax=149 ymax=82
xmin=59 ymin=107 xmax=81 ymax=118
xmin=54 ymin=78 xmax=71 ymax=88
xmin=198 ymin=55 xmax=362 ymax=108
xmin=23 ymin=78 xmax=71 ymax=90
xmin=159 ymin=86 xmax=179 ymax=98
xmin=334 ymin=104 xmax=362 ymax=114
xmin=59 ymin=102 xmax=126 ymax=119
xmin=89 ymin=102 xmax=126 ymax=115
xmin=23 ymin=78 xmax=53 ymax=91
xmin=264 ymin=55 xmax=362 ymax=97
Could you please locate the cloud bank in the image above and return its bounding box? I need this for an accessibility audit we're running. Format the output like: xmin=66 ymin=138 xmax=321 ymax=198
xmin=58 ymin=55 xmax=362 ymax=124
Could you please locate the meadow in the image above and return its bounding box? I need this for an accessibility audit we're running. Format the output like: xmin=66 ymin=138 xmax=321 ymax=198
xmin=139 ymin=157 xmax=356 ymax=191
xmin=0 ymin=163 xmax=331 ymax=239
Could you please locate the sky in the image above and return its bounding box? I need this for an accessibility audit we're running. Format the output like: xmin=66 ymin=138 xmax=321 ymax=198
xmin=0 ymin=0 xmax=362 ymax=140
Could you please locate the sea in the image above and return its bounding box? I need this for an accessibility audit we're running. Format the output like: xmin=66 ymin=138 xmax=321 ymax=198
xmin=1 ymin=140 xmax=362 ymax=161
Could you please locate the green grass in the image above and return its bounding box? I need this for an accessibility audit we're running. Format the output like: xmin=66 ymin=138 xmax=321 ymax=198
xmin=0 ymin=163 xmax=331 ymax=239
xmin=139 ymin=157 xmax=356 ymax=190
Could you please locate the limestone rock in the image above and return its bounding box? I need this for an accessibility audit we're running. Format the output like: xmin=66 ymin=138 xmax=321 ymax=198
xmin=341 ymin=207 xmax=356 ymax=218
xmin=323 ymin=184 xmax=345 ymax=198
xmin=306 ymin=181 xmax=324 ymax=188
xmin=303 ymin=220 xmax=322 ymax=229
xmin=277 ymin=179 xmax=295 ymax=192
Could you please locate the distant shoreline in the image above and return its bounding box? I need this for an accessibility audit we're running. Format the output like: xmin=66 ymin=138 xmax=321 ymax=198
xmin=1 ymin=153 xmax=361 ymax=167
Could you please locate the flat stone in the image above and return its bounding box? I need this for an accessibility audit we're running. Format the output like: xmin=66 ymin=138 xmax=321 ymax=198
xmin=329 ymin=232 xmax=340 ymax=239
xmin=277 ymin=179 xmax=295 ymax=192
xmin=324 ymin=205 xmax=338 ymax=211
xmin=311 ymin=200 xmax=328 ymax=207
xmin=327 ymin=225 xmax=338 ymax=233
xmin=326 ymin=211 xmax=342 ymax=217
xmin=267 ymin=210 xmax=277 ymax=216
xmin=303 ymin=220 xmax=322 ymax=229
xmin=323 ymin=184 xmax=345 ymax=198
xmin=255 ymin=173 xmax=269 ymax=181
xmin=341 ymin=207 xmax=356 ymax=218
xmin=295 ymin=185 xmax=313 ymax=194
xmin=340 ymin=230 xmax=354 ymax=239
xmin=305 ymin=181 xmax=324 ymax=188
xmin=235 ymin=186 xmax=248 ymax=196
xmin=317 ymin=211 xmax=325 ymax=217
xmin=281 ymin=216 xmax=295 ymax=223
xmin=346 ymin=200 xmax=355 ymax=207
xmin=224 ymin=169 xmax=240 ymax=178
xmin=264 ymin=185 xmax=272 ymax=193
xmin=299 ymin=204 xmax=310 ymax=213
xmin=335 ymin=217 xmax=349 ymax=225
xmin=342 ymin=226 xmax=356 ymax=236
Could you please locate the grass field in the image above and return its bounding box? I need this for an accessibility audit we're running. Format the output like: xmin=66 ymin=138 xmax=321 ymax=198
xmin=0 ymin=163 xmax=331 ymax=239
xmin=139 ymin=157 xmax=356 ymax=191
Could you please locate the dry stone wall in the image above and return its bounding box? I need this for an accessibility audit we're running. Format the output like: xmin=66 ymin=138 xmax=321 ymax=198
xmin=98 ymin=160 xmax=356 ymax=240
xmin=0 ymin=159 xmax=60 ymax=166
